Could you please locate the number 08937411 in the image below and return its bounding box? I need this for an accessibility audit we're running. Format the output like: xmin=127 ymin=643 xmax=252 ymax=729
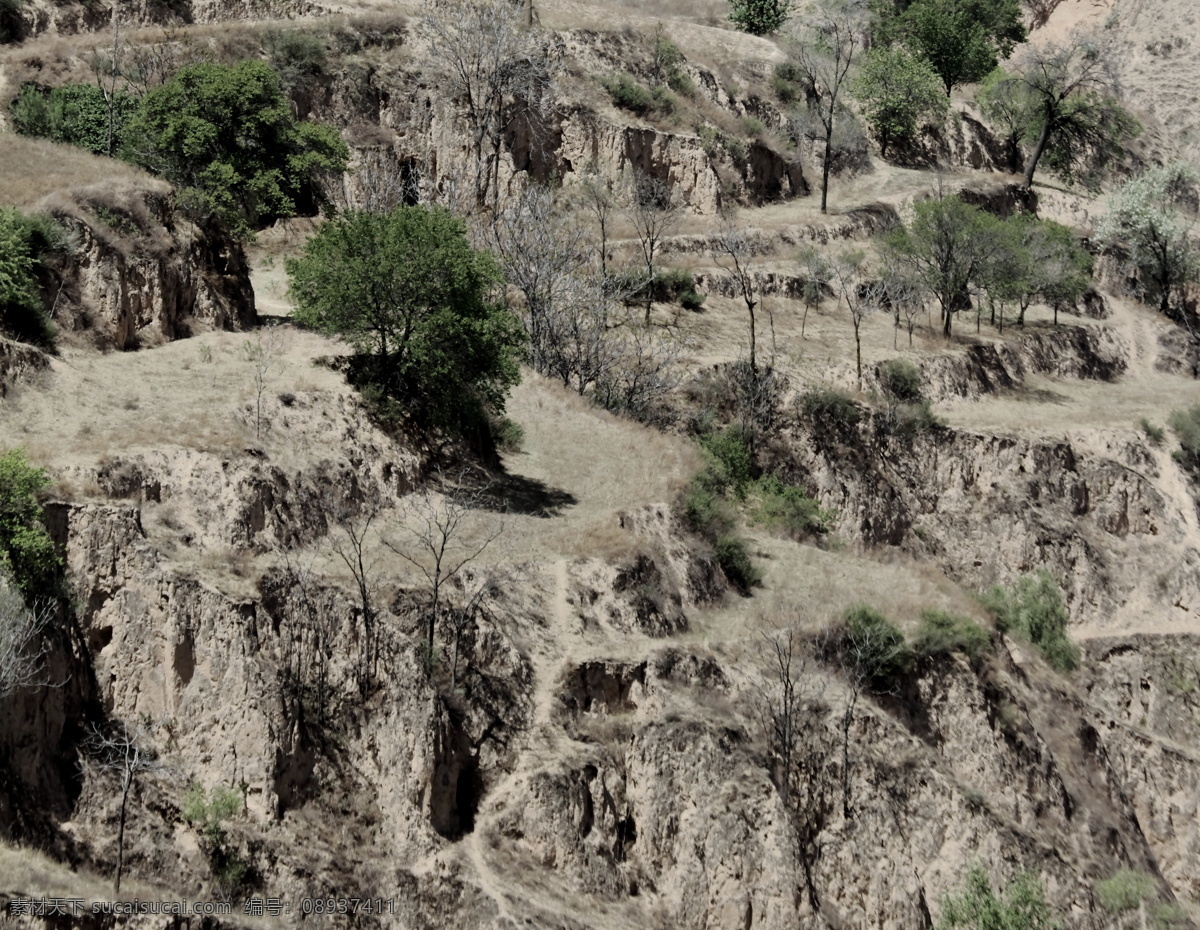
xmin=300 ymin=898 xmax=397 ymax=915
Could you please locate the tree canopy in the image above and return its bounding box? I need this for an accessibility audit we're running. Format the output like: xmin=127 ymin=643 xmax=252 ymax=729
xmin=288 ymin=206 xmax=523 ymax=436
xmin=729 ymin=0 xmax=792 ymax=35
xmin=851 ymin=46 xmax=947 ymax=156
xmin=0 ymin=449 xmax=59 ymax=601
xmin=124 ymin=60 xmax=348 ymax=238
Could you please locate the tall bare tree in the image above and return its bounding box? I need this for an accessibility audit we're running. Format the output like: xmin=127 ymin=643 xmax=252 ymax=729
xmin=424 ymin=0 xmax=558 ymax=210
xmin=574 ymin=165 xmax=624 ymax=280
xmin=626 ymin=172 xmax=683 ymax=325
xmin=785 ymin=0 xmax=868 ymax=213
xmin=711 ymin=211 xmax=762 ymax=373
xmin=0 ymin=581 xmax=53 ymax=698
xmin=86 ymin=719 xmax=165 ymax=893
xmin=829 ymin=248 xmax=883 ymax=388
xmin=385 ymin=473 xmax=503 ymax=676
xmin=325 ymin=500 xmax=383 ymax=694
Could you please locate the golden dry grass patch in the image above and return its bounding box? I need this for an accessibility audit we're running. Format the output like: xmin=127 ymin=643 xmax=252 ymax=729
xmin=0 ymin=135 xmax=155 ymax=209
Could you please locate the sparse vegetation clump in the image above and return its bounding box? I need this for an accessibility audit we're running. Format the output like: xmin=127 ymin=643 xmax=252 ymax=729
xmin=1140 ymin=418 xmax=1166 ymax=445
xmin=0 ymin=207 xmax=67 ymax=348
xmin=750 ymin=473 xmax=834 ymax=538
xmin=1168 ymin=405 xmax=1200 ymax=472
xmin=648 ymin=268 xmax=705 ymax=310
xmin=913 ymin=609 xmax=991 ymax=662
xmin=0 ymin=450 xmax=60 ymax=601
xmin=10 ymin=83 xmax=139 ymax=157
xmin=841 ymin=605 xmax=910 ymax=692
xmin=801 ymin=387 xmax=862 ymax=430
xmin=288 ymin=205 xmax=524 ymax=438
xmin=981 ymin=570 xmax=1079 ymax=672
xmin=939 ymin=863 xmax=1060 ymax=930
xmin=181 ymin=784 xmax=250 ymax=900
xmin=602 ymin=73 xmax=675 ymax=117
xmin=878 ymin=358 xmax=922 ymax=403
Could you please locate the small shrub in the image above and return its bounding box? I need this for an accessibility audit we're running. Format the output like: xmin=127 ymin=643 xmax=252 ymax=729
xmin=491 ymin=416 xmax=524 ymax=453
xmin=0 ymin=449 xmax=60 ymax=600
xmin=10 ymin=83 xmax=138 ymax=156
xmin=728 ymin=0 xmax=791 ymax=35
xmin=1140 ymin=418 xmax=1165 ymax=445
xmin=913 ymin=609 xmax=991 ymax=662
xmin=878 ymin=358 xmax=922 ymax=402
xmin=698 ymin=428 xmax=753 ymax=497
xmin=602 ymin=73 xmax=674 ymax=116
xmin=801 ymin=387 xmax=861 ymax=429
xmin=751 ymin=473 xmax=834 ymax=537
xmin=1096 ymin=869 xmax=1156 ymax=915
xmin=715 ymin=534 xmax=761 ymax=592
xmin=941 ymin=864 xmax=1059 ymax=930
xmin=843 ymin=605 xmax=910 ymax=691
xmin=653 ymin=34 xmax=695 ymax=96
xmin=981 ymin=569 xmax=1080 ymax=672
xmin=648 ymin=267 xmax=705 ymax=309
xmin=1168 ymin=405 xmax=1200 ymax=471
xmin=892 ymin=400 xmax=944 ymax=437
xmin=742 ymin=115 xmax=765 ymax=136
xmin=682 ymin=481 xmax=735 ymax=540
xmin=182 ymin=783 xmax=250 ymax=900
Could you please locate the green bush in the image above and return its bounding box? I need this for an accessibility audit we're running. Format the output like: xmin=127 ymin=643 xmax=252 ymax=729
xmin=913 ymin=609 xmax=991 ymax=662
xmin=1140 ymin=418 xmax=1165 ymax=445
xmin=878 ymin=358 xmax=922 ymax=402
xmin=125 ymin=60 xmax=349 ymax=238
xmin=648 ymin=267 xmax=705 ymax=310
xmin=715 ymin=534 xmax=762 ymax=593
xmin=892 ymin=400 xmax=944 ymax=437
xmin=742 ymin=115 xmax=765 ymax=136
xmin=801 ymin=387 xmax=861 ymax=429
xmin=698 ymin=428 xmax=753 ymax=497
xmin=0 ymin=450 xmax=59 ymax=601
xmin=0 ymin=207 xmax=65 ymax=348
xmin=751 ymin=473 xmax=834 ymax=537
xmin=1169 ymin=404 xmax=1200 ymax=471
xmin=602 ymin=73 xmax=675 ymax=116
xmin=981 ymin=569 xmax=1080 ymax=672
xmin=843 ymin=605 xmax=910 ymax=691
xmin=653 ymin=34 xmax=695 ymax=96
xmin=182 ymin=784 xmax=250 ymax=900
xmin=728 ymin=0 xmax=791 ymax=35
xmin=491 ymin=416 xmax=525 ymax=453
xmin=940 ymin=863 xmax=1059 ymax=930
xmin=682 ymin=481 xmax=735 ymax=540
xmin=10 ymin=83 xmax=138 ymax=156
xmin=264 ymin=28 xmax=328 ymax=100
xmin=1095 ymin=869 xmax=1156 ymax=916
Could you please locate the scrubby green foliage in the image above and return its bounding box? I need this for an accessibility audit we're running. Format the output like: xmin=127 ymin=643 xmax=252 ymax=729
xmin=182 ymin=784 xmax=249 ymax=899
xmin=698 ymin=428 xmax=754 ymax=497
xmin=981 ymin=570 xmax=1079 ymax=672
xmin=843 ymin=605 xmax=911 ymax=691
xmin=851 ymin=46 xmax=947 ymax=156
xmin=289 ymin=206 xmax=523 ymax=437
xmin=802 ymin=387 xmax=862 ymax=430
xmin=648 ymin=268 xmax=705 ymax=310
xmin=1169 ymin=405 xmax=1200 ymax=473
xmin=10 ymin=83 xmax=139 ymax=156
xmin=0 ymin=208 xmax=56 ymax=347
xmin=1095 ymin=870 xmax=1156 ymax=916
xmin=771 ymin=61 xmax=805 ymax=104
xmin=878 ymin=358 xmax=922 ymax=402
xmin=1139 ymin=418 xmax=1165 ymax=446
xmin=913 ymin=609 xmax=991 ymax=662
xmin=0 ymin=450 xmax=60 ymax=602
xmin=728 ymin=0 xmax=791 ymax=35
xmin=714 ymin=535 xmax=762 ymax=592
xmin=124 ymin=60 xmax=348 ymax=238
xmin=750 ymin=474 xmax=834 ymax=538
xmin=264 ymin=28 xmax=328 ymax=102
xmin=653 ymin=33 xmax=695 ymax=96
xmin=602 ymin=73 xmax=675 ymax=116
xmin=939 ymin=863 xmax=1060 ymax=930
xmin=682 ymin=482 xmax=736 ymax=540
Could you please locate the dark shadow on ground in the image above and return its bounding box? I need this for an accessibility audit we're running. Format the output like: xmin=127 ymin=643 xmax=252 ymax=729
xmin=470 ymin=472 xmax=578 ymax=518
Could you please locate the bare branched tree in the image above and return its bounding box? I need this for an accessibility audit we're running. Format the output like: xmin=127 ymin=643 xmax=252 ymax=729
xmin=830 ymin=248 xmax=884 ymax=388
xmin=424 ymin=0 xmax=558 ymax=210
xmin=85 ymin=718 xmax=166 ymax=893
xmin=335 ymin=144 xmax=421 ymax=214
xmin=274 ymin=546 xmax=336 ymax=725
xmin=711 ymin=211 xmax=762 ymax=374
xmin=593 ymin=308 xmax=687 ymax=421
xmin=785 ymin=0 xmax=868 ymax=213
xmin=242 ymin=328 xmax=283 ymax=441
xmin=574 ymin=165 xmax=625 ymax=280
xmin=0 ymin=581 xmax=53 ymax=699
xmin=325 ymin=500 xmax=383 ymax=694
xmin=626 ymin=172 xmax=683 ymax=325
xmin=796 ymin=246 xmax=832 ymax=340
xmin=384 ymin=473 xmax=504 ymax=676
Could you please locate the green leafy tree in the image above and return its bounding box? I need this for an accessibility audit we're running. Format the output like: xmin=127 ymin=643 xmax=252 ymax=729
xmin=940 ymin=863 xmax=1061 ymax=930
xmin=288 ymin=206 xmax=523 ymax=436
xmin=729 ymin=0 xmax=791 ymax=35
xmin=0 ymin=208 xmax=68 ymax=348
xmin=976 ymin=68 xmax=1032 ymax=174
xmin=124 ymin=60 xmax=348 ymax=238
xmin=10 ymin=83 xmax=139 ymax=156
xmin=851 ymin=46 xmax=947 ymax=156
xmin=981 ymin=569 xmax=1079 ymax=672
xmin=0 ymin=450 xmax=60 ymax=601
xmin=1095 ymin=163 xmax=1199 ymax=318
xmin=881 ymin=193 xmax=1003 ymax=338
xmin=994 ymin=35 xmax=1139 ymax=190
xmin=891 ymin=0 xmax=1026 ymax=95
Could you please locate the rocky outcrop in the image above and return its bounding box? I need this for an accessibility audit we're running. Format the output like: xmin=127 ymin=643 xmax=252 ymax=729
xmin=13 ymin=0 xmax=326 ymax=40
xmin=0 ymin=338 xmax=50 ymax=397
xmin=38 ymin=181 xmax=255 ymax=349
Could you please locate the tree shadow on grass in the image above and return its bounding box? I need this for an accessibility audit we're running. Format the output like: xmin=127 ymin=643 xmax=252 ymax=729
xmin=470 ymin=471 xmax=578 ymax=518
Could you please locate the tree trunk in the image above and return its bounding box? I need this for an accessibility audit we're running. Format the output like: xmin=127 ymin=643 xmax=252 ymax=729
xmin=1022 ymin=110 xmax=1054 ymax=190
xmin=942 ymin=305 xmax=952 ymax=339
xmin=821 ymin=129 xmax=833 ymax=214
xmin=854 ymin=325 xmax=862 ymax=387
xmin=748 ymin=300 xmax=757 ymax=374
xmin=115 ymin=778 xmax=130 ymax=893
